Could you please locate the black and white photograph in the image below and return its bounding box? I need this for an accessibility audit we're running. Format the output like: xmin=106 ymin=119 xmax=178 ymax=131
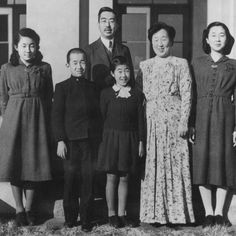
xmin=0 ymin=0 xmax=236 ymax=235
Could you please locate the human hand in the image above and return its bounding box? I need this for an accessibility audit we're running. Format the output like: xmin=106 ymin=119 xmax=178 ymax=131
xmin=189 ymin=127 xmax=195 ymax=144
xmin=178 ymin=124 xmax=188 ymax=138
xmin=57 ymin=141 xmax=67 ymax=159
xmin=139 ymin=141 xmax=144 ymax=157
xmin=233 ymin=131 xmax=236 ymax=147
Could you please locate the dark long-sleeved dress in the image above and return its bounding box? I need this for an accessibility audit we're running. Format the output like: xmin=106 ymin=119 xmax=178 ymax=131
xmin=97 ymin=86 xmax=144 ymax=174
xmin=191 ymin=55 xmax=236 ymax=187
xmin=0 ymin=60 xmax=53 ymax=182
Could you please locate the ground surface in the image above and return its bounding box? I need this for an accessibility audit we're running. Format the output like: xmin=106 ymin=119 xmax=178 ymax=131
xmin=0 ymin=217 xmax=236 ymax=236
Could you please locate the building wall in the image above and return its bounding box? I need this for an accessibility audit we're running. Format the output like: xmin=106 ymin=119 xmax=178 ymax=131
xmin=89 ymin=0 xmax=112 ymax=43
xmin=27 ymin=0 xmax=80 ymax=85
xmin=207 ymin=0 xmax=236 ymax=58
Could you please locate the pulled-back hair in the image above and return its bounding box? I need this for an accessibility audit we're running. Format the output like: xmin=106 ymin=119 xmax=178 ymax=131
xmin=148 ymin=22 xmax=176 ymax=45
xmin=111 ymin=55 xmax=131 ymax=73
xmin=202 ymin=22 xmax=235 ymax=55
xmin=10 ymin=28 xmax=43 ymax=66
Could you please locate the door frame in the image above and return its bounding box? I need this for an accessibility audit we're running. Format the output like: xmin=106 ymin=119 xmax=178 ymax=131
xmin=113 ymin=1 xmax=192 ymax=60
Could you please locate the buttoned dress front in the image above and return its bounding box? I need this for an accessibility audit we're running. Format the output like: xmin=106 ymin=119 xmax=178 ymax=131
xmin=0 ymin=60 xmax=53 ymax=182
xmin=192 ymin=55 xmax=236 ymax=187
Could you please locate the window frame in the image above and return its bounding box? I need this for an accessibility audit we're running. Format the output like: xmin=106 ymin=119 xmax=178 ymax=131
xmin=0 ymin=7 xmax=13 ymax=65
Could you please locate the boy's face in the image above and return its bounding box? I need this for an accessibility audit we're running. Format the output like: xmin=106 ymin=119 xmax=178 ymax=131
xmin=67 ymin=52 xmax=86 ymax=77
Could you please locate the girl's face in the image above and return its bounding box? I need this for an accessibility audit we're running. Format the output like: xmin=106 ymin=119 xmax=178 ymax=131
xmin=67 ymin=52 xmax=86 ymax=77
xmin=206 ymin=26 xmax=227 ymax=53
xmin=15 ymin=36 xmax=37 ymax=65
xmin=112 ymin=64 xmax=130 ymax=87
xmin=152 ymin=29 xmax=171 ymax=58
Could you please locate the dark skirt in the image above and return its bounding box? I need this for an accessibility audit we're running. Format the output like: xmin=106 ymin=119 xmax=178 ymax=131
xmin=192 ymin=97 xmax=236 ymax=187
xmin=0 ymin=97 xmax=52 ymax=182
xmin=97 ymin=129 xmax=139 ymax=174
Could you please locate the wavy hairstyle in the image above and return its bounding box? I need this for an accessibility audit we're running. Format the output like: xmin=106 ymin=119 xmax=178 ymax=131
xmin=148 ymin=22 xmax=176 ymax=45
xmin=10 ymin=28 xmax=43 ymax=66
xmin=202 ymin=22 xmax=235 ymax=55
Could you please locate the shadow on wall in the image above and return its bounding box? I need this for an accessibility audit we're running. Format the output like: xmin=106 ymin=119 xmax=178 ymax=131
xmin=0 ymin=200 xmax=15 ymax=216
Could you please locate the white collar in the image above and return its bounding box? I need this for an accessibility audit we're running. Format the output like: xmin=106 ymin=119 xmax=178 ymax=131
xmin=112 ymin=84 xmax=131 ymax=98
xmin=101 ymin=37 xmax=114 ymax=50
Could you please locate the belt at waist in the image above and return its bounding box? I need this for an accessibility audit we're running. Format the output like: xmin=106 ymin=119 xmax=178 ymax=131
xmin=9 ymin=93 xmax=40 ymax=98
xmin=197 ymin=94 xmax=231 ymax=99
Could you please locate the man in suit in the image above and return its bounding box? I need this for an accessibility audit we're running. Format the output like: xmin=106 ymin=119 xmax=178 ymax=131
xmin=84 ymin=6 xmax=135 ymax=92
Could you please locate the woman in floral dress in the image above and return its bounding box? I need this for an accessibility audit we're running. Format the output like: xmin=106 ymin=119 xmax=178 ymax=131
xmin=137 ymin=22 xmax=195 ymax=224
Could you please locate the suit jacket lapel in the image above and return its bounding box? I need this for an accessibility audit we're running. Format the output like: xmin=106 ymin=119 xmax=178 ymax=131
xmin=95 ymin=38 xmax=111 ymax=66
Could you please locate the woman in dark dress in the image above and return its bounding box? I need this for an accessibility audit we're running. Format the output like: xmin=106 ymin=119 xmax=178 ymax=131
xmin=190 ymin=22 xmax=236 ymax=227
xmin=97 ymin=56 xmax=144 ymax=228
xmin=0 ymin=28 xmax=53 ymax=226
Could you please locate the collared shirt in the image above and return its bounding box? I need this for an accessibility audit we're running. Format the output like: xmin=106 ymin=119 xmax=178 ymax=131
xmin=100 ymin=37 xmax=114 ymax=51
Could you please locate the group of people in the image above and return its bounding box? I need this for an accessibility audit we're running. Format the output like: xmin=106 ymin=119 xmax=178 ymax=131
xmin=0 ymin=5 xmax=235 ymax=233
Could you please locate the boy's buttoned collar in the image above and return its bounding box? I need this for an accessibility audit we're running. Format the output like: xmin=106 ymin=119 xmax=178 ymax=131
xmin=70 ymin=75 xmax=86 ymax=82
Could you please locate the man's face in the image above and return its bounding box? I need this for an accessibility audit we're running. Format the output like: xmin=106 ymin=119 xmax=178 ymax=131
xmin=98 ymin=11 xmax=117 ymax=39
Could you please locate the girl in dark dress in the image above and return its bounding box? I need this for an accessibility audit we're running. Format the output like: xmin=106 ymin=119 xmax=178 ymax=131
xmin=0 ymin=28 xmax=53 ymax=226
xmin=97 ymin=56 xmax=144 ymax=228
xmin=190 ymin=22 xmax=236 ymax=227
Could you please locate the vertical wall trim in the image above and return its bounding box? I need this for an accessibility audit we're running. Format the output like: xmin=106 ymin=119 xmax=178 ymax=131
xmin=79 ymin=0 xmax=89 ymax=48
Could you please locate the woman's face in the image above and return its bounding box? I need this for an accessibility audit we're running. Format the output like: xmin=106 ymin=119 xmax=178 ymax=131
xmin=152 ymin=29 xmax=171 ymax=58
xmin=206 ymin=26 xmax=227 ymax=54
xmin=15 ymin=36 xmax=37 ymax=64
xmin=112 ymin=64 xmax=130 ymax=87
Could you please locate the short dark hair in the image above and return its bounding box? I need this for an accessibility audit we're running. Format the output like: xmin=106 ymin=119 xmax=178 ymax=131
xmin=202 ymin=21 xmax=235 ymax=55
xmin=10 ymin=27 xmax=43 ymax=66
xmin=98 ymin=7 xmax=117 ymax=22
xmin=111 ymin=56 xmax=133 ymax=87
xmin=66 ymin=48 xmax=87 ymax=64
xmin=111 ymin=55 xmax=131 ymax=73
xmin=148 ymin=22 xmax=176 ymax=44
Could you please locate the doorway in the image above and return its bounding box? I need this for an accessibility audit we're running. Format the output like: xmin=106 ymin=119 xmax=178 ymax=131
xmin=114 ymin=1 xmax=192 ymax=75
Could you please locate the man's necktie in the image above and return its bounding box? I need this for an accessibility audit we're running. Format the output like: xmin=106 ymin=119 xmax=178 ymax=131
xmin=108 ymin=40 xmax=113 ymax=52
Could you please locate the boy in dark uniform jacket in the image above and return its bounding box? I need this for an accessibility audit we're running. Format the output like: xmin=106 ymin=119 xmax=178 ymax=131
xmin=52 ymin=48 xmax=100 ymax=232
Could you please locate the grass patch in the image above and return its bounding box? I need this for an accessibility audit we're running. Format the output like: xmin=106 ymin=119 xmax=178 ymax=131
xmin=0 ymin=218 xmax=234 ymax=236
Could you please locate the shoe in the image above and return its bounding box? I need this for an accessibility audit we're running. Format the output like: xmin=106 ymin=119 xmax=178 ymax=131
xmin=109 ymin=215 xmax=120 ymax=228
xmin=119 ymin=216 xmax=138 ymax=228
xmin=64 ymin=221 xmax=77 ymax=228
xmin=215 ymin=215 xmax=232 ymax=227
xmin=15 ymin=212 xmax=28 ymax=227
xmin=202 ymin=215 xmax=215 ymax=228
xmin=26 ymin=211 xmax=36 ymax=226
xmin=81 ymin=222 xmax=93 ymax=232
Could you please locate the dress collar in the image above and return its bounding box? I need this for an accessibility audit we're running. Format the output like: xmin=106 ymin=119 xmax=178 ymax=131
xmin=112 ymin=84 xmax=131 ymax=98
xmin=207 ymin=54 xmax=229 ymax=63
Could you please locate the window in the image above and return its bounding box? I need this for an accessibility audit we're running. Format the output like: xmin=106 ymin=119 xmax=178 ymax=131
xmin=0 ymin=8 xmax=13 ymax=67
xmin=121 ymin=7 xmax=150 ymax=75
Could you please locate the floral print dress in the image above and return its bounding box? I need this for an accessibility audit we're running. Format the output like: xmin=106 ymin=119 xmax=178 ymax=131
xmin=137 ymin=56 xmax=195 ymax=224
